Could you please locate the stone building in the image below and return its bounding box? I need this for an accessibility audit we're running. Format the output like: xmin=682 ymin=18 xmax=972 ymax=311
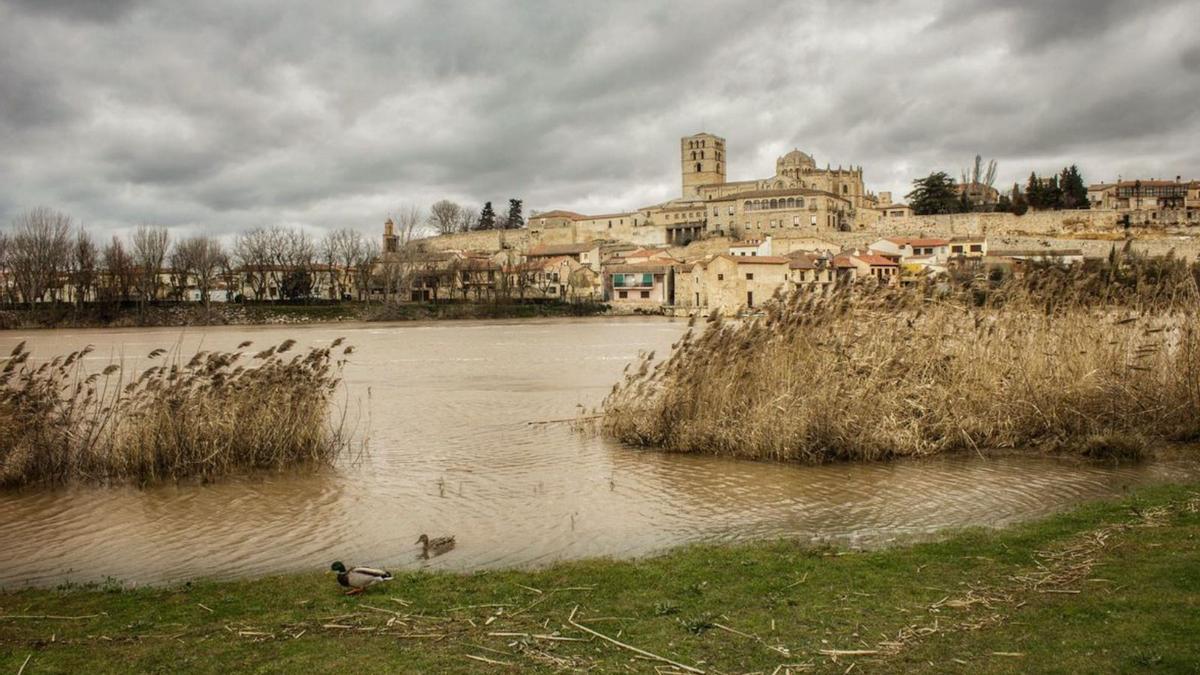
xmin=528 ymin=131 xmax=882 ymax=248
xmin=1087 ymin=178 xmax=1200 ymax=224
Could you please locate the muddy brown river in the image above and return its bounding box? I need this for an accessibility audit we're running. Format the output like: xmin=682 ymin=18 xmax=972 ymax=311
xmin=1 ymin=317 xmax=1197 ymax=589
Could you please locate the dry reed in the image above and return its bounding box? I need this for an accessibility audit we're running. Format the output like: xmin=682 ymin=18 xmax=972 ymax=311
xmin=601 ymin=255 xmax=1200 ymax=463
xmin=0 ymin=338 xmax=354 ymax=487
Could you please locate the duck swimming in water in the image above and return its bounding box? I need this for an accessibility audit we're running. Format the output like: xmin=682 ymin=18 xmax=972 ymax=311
xmin=329 ymin=561 xmax=392 ymax=595
xmin=416 ymin=534 xmax=456 ymax=558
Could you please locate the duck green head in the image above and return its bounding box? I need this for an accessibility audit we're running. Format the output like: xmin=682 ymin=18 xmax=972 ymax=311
xmin=330 ymin=561 xmax=346 ymax=573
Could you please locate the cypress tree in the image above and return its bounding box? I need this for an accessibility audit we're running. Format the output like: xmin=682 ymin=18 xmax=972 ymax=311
xmin=478 ymin=202 xmax=496 ymax=230
xmin=505 ymin=198 xmax=524 ymax=230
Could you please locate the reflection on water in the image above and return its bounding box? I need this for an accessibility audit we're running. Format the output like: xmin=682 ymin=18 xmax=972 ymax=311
xmin=0 ymin=318 xmax=1197 ymax=588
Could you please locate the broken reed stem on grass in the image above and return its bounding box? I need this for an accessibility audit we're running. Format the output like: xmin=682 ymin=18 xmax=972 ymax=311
xmin=567 ymin=605 xmax=705 ymax=674
xmin=0 ymin=337 xmax=356 ymax=487
xmin=600 ymin=255 xmax=1200 ymax=464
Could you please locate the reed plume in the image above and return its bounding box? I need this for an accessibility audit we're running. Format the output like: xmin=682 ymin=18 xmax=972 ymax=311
xmin=0 ymin=339 xmax=352 ymax=487
xmin=601 ymin=255 xmax=1200 ymax=463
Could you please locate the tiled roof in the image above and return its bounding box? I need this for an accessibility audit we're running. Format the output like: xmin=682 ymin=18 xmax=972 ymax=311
xmin=620 ymin=248 xmax=672 ymax=259
xmin=717 ymin=254 xmax=790 ymax=265
xmin=530 ymin=210 xmax=586 ymax=221
xmin=853 ymin=254 xmax=899 ymax=267
xmin=578 ymin=212 xmax=637 ymax=220
xmin=788 ymin=255 xmax=819 ymax=270
xmin=604 ymin=263 xmax=670 ymax=274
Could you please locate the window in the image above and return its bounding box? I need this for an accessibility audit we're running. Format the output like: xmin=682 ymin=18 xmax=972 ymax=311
xmin=810 ymin=215 xmax=817 ymax=225
xmin=728 ymin=205 xmax=734 ymax=215
xmin=746 ymin=273 xmax=754 ymax=280
xmin=717 ymin=273 xmax=724 ymax=281
xmin=618 ymin=291 xmax=627 ymax=299
xmin=793 ymin=216 xmax=800 ymax=226
xmin=747 ymin=291 xmax=754 ymax=307
xmin=842 ymin=185 xmax=848 ymax=194
xmin=640 ymin=291 xmax=650 ymax=299
xmin=970 ymin=245 xmax=983 ymax=253
xmin=696 ymin=163 xmax=702 ymax=172
xmin=713 ymin=207 xmax=718 ymax=216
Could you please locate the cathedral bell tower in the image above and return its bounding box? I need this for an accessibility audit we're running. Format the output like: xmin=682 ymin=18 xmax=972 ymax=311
xmin=680 ymin=132 xmax=726 ymax=197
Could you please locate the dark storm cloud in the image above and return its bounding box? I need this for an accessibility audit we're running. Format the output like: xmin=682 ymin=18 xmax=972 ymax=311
xmin=0 ymin=0 xmax=1197 ymax=238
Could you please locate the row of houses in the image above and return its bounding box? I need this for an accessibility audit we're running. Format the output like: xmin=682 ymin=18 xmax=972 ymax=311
xmin=591 ymin=235 xmax=1086 ymax=316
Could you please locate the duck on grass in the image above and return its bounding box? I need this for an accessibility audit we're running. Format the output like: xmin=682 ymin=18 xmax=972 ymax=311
xmin=329 ymin=562 xmax=393 ymax=595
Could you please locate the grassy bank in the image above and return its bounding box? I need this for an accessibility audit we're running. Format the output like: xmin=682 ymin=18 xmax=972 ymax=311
xmin=0 ymin=300 xmax=609 ymax=329
xmin=1 ymin=482 xmax=1197 ymax=673
xmin=602 ymin=259 xmax=1200 ymax=463
xmin=0 ymin=339 xmax=350 ymax=487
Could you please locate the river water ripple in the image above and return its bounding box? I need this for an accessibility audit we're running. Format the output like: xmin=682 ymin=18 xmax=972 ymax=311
xmin=0 ymin=317 xmax=1196 ymax=588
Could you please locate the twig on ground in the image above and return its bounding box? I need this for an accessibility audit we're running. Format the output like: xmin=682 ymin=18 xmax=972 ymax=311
xmin=567 ymin=605 xmax=704 ymax=674
xmin=0 ymin=614 xmax=104 ymax=621
xmin=464 ymin=654 xmax=513 ymax=666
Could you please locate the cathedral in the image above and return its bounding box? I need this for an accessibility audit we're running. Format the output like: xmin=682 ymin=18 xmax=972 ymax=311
xmin=527 ymin=131 xmax=881 ymax=245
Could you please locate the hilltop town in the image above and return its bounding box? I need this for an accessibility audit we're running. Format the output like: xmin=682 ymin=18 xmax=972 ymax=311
xmin=2 ymin=130 xmax=1198 ymax=325
xmin=381 ymin=131 xmax=1200 ymax=316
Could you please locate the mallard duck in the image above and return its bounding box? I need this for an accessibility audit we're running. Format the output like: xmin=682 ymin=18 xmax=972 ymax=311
xmin=329 ymin=561 xmax=392 ymax=595
xmin=416 ymin=534 xmax=456 ymax=558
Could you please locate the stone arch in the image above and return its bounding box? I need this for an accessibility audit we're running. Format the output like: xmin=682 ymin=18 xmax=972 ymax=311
xmin=744 ymin=200 xmax=752 ymax=211
xmin=769 ymin=199 xmax=778 ymax=209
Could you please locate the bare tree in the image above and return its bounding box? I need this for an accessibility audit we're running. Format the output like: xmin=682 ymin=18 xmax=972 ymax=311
xmin=102 ymin=236 xmax=135 ymax=303
xmin=70 ymin=228 xmax=98 ymax=308
xmin=0 ymin=231 xmax=12 ymax=305
xmin=9 ymin=207 xmax=72 ymax=307
xmin=353 ymin=240 xmax=380 ymax=302
xmin=319 ymin=231 xmax=343 ymax=300
xmin=168 ymin=245 xmax=191 ymax=301
xmin=175 ymin=235 xmax=226 ymax=309
xmin=395 ymin=204 xmax=427 ymax=244
xmin=456 ymin=206 xmax=479 ymax=233
xmin=429 ymin=200 xmax=464 ymax=236
xmin=233 ymin=228 xmax=274 ymax=301
xmin=324 ymin=228 xmax=364 ymax=299
xmin=131 ymin=225 xmax=170 ymax=305
xmin=961 ymin=154 xmax=999 ymax=189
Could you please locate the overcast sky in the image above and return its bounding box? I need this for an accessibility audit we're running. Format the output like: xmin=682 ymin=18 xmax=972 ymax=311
xmin=2 ymin=0 xmax=1198 ymax=240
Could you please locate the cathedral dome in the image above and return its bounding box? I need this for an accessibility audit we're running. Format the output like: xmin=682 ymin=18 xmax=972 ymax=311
xmin=777 ymin=148 xmax=816 ymax=168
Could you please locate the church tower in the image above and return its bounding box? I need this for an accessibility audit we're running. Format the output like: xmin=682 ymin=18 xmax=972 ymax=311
xmin=681 ymin=132 xmax=726 ymax=197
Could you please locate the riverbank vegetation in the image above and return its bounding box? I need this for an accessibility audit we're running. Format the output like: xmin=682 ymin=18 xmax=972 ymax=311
xmin=1 ymin=483 xmax=1196 ymax=673
xmin=601 ymin=255 xmax=1200 ymax=463
xmin=0 ymin=299 xmax=610 ymax=329
xmin=0 ymin=339 xmax=352 ymax=487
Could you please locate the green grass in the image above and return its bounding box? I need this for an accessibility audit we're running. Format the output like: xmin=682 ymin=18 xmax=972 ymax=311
xmin=2 ymin=483 xmax=1198 ymax=673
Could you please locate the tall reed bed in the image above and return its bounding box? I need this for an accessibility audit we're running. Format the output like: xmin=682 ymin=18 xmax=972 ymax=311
xmin=601 ymin=258 xmax=1200 ymax=463
xmin=0 ymin=338 xmax=354 ymax=487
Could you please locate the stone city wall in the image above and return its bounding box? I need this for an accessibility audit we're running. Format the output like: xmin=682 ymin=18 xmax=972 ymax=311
xmin=410 ymin=210 xmax=1200 ymax=261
